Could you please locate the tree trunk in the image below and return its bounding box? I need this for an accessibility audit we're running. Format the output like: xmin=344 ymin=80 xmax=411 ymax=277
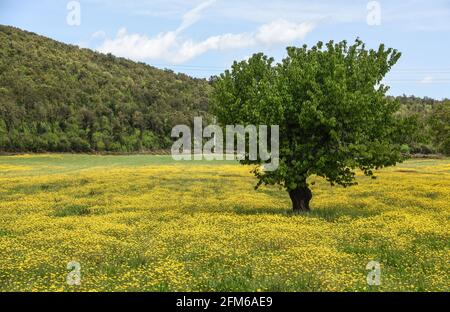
xmin=288 ymin=185 xmax=312 ymax=212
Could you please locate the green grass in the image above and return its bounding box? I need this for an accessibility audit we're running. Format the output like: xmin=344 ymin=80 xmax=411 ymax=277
xmin=0 ymin=154 xmax=448 ymax=292
xmin=0 ymin=154 xmax=236 ymax=177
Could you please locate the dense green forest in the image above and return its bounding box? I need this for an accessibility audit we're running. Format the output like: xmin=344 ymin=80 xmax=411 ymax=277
xmin=393 ymin=95 xmax=450 ymax=155
xmin=0 ymin=25 xmax=449 ymax=154
xmin=0 ymin=25 xmax=211 ymax=152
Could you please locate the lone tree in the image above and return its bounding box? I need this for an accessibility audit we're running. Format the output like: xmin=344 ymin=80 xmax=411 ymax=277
xmin=211 ymin=39 xmax=404 ymax=212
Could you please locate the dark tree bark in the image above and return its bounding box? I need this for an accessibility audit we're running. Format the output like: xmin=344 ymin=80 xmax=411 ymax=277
xmin=288 ymin=185 xmax=312 ymax=212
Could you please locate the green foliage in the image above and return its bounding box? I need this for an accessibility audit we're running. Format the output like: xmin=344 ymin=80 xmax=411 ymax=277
xmin=0 ymin=25 xmax=447 ymax=157
xmin=0 ymin=25 xmax=211 ymax=152
xmin=400 ymin=144 xmax=411 ymax=155
xmin=391 ymin=95 xmax=450 ymax=155
xmin=429 ymin=101 xmax=450 ymax=155
xmin=212 ymin=39 xmax=405 ymax=192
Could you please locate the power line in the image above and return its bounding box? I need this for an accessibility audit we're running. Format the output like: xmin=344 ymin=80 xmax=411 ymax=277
xmin=149 ymin=64 xmax=450 ymax=85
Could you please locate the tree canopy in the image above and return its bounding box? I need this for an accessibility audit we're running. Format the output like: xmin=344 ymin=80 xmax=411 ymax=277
xmin=0 ymin=26 xmax=448 ymax=158
xmin=212 ymin=39 xmax=405 ymax=212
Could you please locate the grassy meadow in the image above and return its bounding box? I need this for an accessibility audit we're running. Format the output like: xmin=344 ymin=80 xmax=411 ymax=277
xmin=0 ymin=154 xmax=449 ymax=292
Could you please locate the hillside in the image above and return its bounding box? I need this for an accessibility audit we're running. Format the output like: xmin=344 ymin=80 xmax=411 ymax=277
xmin=390 ymin=95 xmax=450 ymax=155
xmin=0 ymin=25 xmax=211 ymax=152
xmin=0 ymin=25 xmax=449 ymax=155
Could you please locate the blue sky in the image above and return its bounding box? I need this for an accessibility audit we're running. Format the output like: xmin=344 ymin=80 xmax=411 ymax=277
xmin=1 ymin=0 xmax=449 ymax=99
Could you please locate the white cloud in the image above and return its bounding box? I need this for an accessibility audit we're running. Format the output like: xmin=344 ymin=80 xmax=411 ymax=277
xmin=94 ymin=0 xmax=318 ymax=64
xmin=173 ymin=33 xmax=254 ymax=63
xmin=77 ymin=30 xmax=107 ymax=48
xmin=96 ymin=2 xmax=315 ymax=65
xmin=98 ymin=28 xmax=177 ymax=61
xmin=97 ymin=19 xmax=315 ymax=64
xmin=176 ymin=0 xmax=216 ymax=33
xmin=91 ymin=30 xmax=107 ymax=39
xmin=256 ymin=19 xmax=315 ymax=45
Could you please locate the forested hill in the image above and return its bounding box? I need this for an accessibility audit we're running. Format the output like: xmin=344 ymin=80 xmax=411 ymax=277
xmin=0 ymin=25 xmax=211 ymax=152
xmin=1 ymin=25 xmax=449 ymax=155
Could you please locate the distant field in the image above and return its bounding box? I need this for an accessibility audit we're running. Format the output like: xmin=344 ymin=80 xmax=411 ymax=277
xmin=0 ymin=154 xmax=449 ymax=291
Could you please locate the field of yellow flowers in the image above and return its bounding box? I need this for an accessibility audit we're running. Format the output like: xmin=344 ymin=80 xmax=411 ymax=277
xmin=0 ymin=154 xmax=448 ymax=292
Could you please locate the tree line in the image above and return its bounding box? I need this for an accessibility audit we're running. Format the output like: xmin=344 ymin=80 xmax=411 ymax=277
xmin=392 ymin=95 xmax=450 ymax=155
xmin=0 ymin=25 xmax=448 ymax=155
xmin=0 ymin=25 xmax=211 ymax=153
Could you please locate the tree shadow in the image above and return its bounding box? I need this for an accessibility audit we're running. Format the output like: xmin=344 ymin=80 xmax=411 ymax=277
xmin=231 ymin=205 xmax=291 ymax=216
xmin=228 ymin=204 xmax=380 ymax=221
xmin=306 ymin=205 xmax=380 ymax=222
